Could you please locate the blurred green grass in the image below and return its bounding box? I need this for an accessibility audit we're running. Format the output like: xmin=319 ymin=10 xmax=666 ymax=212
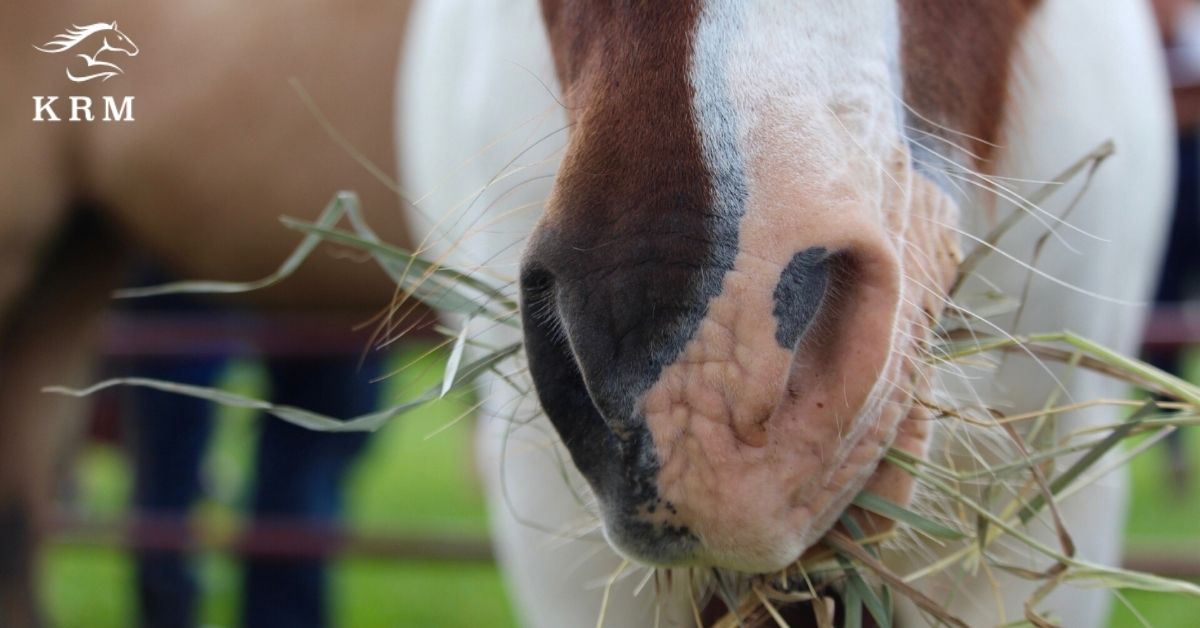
xmin=44 ymin=348 xmax=1200 ymax=627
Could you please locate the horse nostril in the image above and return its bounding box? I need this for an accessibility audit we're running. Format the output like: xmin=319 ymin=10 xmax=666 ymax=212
xmin=519 ymin=263 xmax=554 ymax=303
xmin=518 ymin=260 xmax=623 ymax=483
xmin=520 ymin=264 xmax=561 ymax=335
xmin=772 ymin=247 xmax=831 ymax=350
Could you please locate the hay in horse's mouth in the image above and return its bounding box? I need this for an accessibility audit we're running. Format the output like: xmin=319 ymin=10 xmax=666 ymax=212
xmin=694 ymin=332 xmax=1200 ymax=628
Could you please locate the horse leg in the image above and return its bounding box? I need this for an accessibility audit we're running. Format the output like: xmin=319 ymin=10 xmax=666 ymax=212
xmin=0 ymin=211 xmax=126 ymax=627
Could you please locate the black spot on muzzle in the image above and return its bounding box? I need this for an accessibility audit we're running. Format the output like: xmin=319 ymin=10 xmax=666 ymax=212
xmin=772 ymin=247 xmax=830 ymax=349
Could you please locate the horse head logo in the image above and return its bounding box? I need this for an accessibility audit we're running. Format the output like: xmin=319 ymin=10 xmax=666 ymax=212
xmin=34 ymin=22 xmax=139 ymax=83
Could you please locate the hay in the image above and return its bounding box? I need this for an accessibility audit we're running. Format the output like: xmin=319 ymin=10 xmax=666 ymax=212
xmin=47 ymin=147 xmax=1200 ymax=627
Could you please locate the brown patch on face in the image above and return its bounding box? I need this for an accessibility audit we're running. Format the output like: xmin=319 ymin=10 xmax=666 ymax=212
xmin=540 ymin=1 xmax=699 ymax=91
xmin=900 ymin=0 xmax=1042 ymax=170
xmin=528 ymin=1 xmax=718 ymax=351
xmin=522 ymin=1 xmax=731 ymax=563
xmin=525 ymin=1 xmax=720 ymax=421
xmin=536 ymin=1 xmax=708 ymax=229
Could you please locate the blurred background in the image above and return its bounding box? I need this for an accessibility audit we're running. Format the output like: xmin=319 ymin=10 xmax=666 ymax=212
xmin=7 ymin=0 xmax=1200 ymax=627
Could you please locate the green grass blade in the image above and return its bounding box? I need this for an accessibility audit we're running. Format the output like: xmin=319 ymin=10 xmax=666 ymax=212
xmin=1065 ymin=562 xmax=1200 ymax=597
xmin=853 ymin=491 xmax=965 ymax=540
xmin=46 ymin=343 xmax=521 ymax=433
xmin=1017 ymin=400 xmax=1155 ymax=523
xmin=837 ymin=557 xmax=891 ymax=628
xmin=114 ymin=192 xmax=351 ymax=298
xmin=281 ymin=217 xmax=519 ymax=318
xmin=842 ymin=582 xmax=863 ymax=628
xmin=441 ymin=317 xmax=472 ymax=398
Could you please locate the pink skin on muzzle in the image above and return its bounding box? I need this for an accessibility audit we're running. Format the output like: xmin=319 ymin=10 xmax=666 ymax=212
xmin=636 ymin=145 xmax=960 ymax=572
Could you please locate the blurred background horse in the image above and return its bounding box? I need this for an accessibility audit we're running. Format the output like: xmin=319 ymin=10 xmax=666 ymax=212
xmin=1 ymin=1 xmax=416 ymax=625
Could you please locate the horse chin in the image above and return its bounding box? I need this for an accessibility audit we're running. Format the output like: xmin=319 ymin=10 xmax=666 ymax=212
xmin=597 ymin=372 xmax=929 ymax=576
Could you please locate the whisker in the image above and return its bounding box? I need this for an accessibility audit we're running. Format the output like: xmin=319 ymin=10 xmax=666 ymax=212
xmin=913 ymin=213 xmax=1141 ymax=306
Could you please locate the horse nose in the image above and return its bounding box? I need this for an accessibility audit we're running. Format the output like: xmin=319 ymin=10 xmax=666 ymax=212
xmin=519 ymin=218 xmax=835 ymax=450
xmin=520 ymin=178 xmax=921 ymax=564
xmin=519 ymin=223 xmax=719 ymax=431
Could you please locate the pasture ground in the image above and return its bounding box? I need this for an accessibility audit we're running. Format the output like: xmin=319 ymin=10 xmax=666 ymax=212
xmin=44 ymin=347 xmax=1200 ymax=627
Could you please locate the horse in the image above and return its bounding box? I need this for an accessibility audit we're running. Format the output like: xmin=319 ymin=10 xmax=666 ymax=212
xmin=398 ymin=0 xmax=1173 ymax=625
xmin=33 ymin=21 xmax=140 ymax=83
xmin=1 ymin=1 xmax=416 ymax=624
